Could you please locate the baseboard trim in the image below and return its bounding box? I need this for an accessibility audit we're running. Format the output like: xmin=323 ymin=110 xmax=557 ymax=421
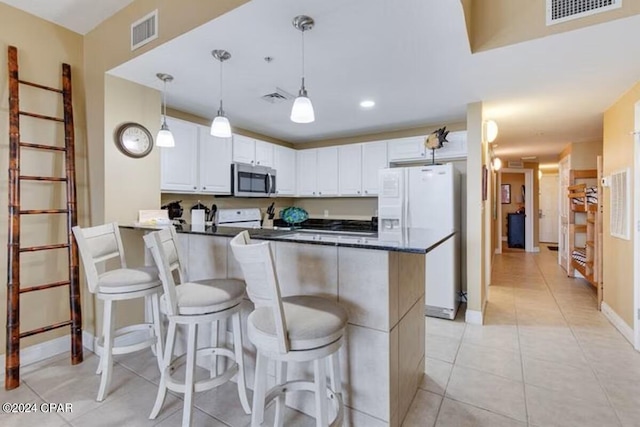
xmin=601 ymin=302 xmax=634 ymax=345
xmin=532 ymin=247 xmax=540 ymax=253
xmin=0 ymin=333 xmax=92 ymax=382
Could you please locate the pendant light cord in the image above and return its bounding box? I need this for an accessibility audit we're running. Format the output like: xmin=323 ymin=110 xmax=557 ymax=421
xmin=301 ymin=29 xmax=306 ymax=90
xmin=162 ymin=79 xmax=167 ymax=125
xmin=219 ymin=59 xmax=224 ymax=112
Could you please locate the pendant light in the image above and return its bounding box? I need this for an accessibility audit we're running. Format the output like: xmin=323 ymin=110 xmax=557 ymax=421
xmin=156 ymin=73 xmax=175 ymax=147
xmin=290 ymin=15 xmax=315 ymax=123
xmin=211 ymin=49 xmax=232 ymax=137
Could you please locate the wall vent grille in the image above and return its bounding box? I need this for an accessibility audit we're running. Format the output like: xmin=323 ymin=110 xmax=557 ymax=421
xmin=508 ymin=161 xmax=524 ymax=168
xmin=546 ymin=0 xmax=622 ymax=26
xmin=610 ymin=168 xmax=630 ymax=240
xmin=131 ymin=10 xmax=158 ymax=51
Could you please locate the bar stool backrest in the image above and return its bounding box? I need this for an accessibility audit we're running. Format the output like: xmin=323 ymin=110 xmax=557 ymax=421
xmin=230 ymin=231 xmax=289 ymax=354
xmin=143 ymin=227 xmax=187 ymax=317
xmin=72 ymin=222 xmax=127 ymax=294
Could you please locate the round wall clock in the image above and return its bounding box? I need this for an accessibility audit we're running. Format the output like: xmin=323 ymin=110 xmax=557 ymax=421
xmin=115 ymin=122 xmax=153 ymax=158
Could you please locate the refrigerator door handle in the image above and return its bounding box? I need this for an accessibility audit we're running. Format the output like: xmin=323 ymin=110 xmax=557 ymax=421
xmin=404 ymin=170 xmax=410 ymax=228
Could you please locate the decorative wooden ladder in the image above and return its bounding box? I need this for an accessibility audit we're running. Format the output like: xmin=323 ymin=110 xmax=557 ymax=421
xmin=5 ymin=46 xmax=83 ymax=390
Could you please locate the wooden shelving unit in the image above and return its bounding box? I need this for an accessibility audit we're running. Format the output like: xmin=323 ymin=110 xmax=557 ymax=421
xmin=566 ymin=157 xmax=603 ymax=308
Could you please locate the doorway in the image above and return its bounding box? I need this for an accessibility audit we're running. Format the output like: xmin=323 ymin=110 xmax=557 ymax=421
xmin=497 ymin=168 xmax=534 ymax=252
xmin=539 ymin=173 xmax=559 ymax=244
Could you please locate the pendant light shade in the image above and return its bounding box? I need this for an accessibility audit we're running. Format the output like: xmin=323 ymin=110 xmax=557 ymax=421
xmin=211 ymin=115 xmax=231 ymax=138
xmin=156 ymin=73 xmax=175 ymax=147
xmin=156 ymin=121 xmax=175 ymax=147
xmin=291 ymin=86 xmax=315 ymax=123
xmin=291 ymin=15 xmax=315 ymax=124
xmin=211 ymin=49 xmax=232 ymax=137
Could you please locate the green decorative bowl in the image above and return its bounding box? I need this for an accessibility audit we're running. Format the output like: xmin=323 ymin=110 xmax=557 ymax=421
xmin=280 ymin=207 xmax=308 ymax=225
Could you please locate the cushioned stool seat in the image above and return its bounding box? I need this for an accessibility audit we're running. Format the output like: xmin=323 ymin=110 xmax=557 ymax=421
xmin=98 ymin=266 xmax=160 ymax=294
xmin=249 ymin=295 xmax=348 ymax=352
xmin=160 ymin=279 xmax=245 ymax=315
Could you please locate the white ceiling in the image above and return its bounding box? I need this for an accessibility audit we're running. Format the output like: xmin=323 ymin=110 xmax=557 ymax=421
xmin=0 ymin=0 xmax=134 ymax=34
xmin=37 ymin=0 xmax=640 ymax=161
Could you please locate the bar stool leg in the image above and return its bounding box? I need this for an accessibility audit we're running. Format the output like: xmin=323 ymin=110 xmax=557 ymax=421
xmin=97 ymin=300 xmax=115 ymax=402
xmin=251 ymin=351 xmax=268 ymax=427
xmin=314 ymin=358 xmax=328 ymax=427
xmin=182 ymin=323 xmax=198 ymax=427
xmin=232 ymin=312 xmax=251 ymax=414
xmin=151 ymin=293 xmax=164 ymax=371
xmin=150 ymin=320 xmax=176 ymax=420
xmin=329 ymin=353 xmax=342 ymax=395
xmin=210 ymin=320 xmax=219 ymax=378
xmin=274 ymin=361 xmax=288 ymax=427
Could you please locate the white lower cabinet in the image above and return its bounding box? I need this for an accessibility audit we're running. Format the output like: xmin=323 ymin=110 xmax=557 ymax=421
xmin=160 ymin=117 xmax=232 ymax=194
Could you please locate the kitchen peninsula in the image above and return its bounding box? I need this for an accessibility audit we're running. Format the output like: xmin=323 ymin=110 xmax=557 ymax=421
xmin=124 ymin=224 xmax=455 ymax=426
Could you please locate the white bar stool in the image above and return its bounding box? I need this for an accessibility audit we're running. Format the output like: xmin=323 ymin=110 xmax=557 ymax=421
xmin=230 ymin=231 xmax=347 ymax=427
xmin=144 ymin=227 xmax=251 ymax=427
xmin=72 ymin=222 xmax=163 ymax=402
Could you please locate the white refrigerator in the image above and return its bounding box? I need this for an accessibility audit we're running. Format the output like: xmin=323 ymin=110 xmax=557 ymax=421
xmin=378 ymin=164 xmax=461 ymax=319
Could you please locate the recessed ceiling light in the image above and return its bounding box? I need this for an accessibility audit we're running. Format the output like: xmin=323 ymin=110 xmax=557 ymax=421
xmin=360 ymin=100 xmax=375 ymax=108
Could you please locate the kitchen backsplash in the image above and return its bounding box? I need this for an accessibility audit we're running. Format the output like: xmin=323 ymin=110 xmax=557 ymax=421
xmin=160 ymin=194 xmax=377 ymax=222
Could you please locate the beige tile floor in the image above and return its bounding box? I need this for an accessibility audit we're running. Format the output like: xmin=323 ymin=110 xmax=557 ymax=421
xmin=1 ymin=245 xmax=639 ymax=426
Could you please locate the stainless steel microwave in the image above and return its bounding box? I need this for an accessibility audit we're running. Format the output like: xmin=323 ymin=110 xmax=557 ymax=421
xmin=231 ymin=163 xmax=277 ymax=197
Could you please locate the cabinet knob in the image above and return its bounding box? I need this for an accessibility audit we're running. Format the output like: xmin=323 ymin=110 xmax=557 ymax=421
xmin=421 ymin=152 xmax=425 ymax=157
xmin=251 ymin=160 xmax=255 ymax=164
xmin=193 ymin=186 xmax=197 ymax=190
xmin=202 ymin=186 xmax=206 ymax=190
xmin=257 ymin=161 xmax=260 ymax=165
xmin=313 ymin=192 xmax=316 ymax=195
xmin=357 ymin=190 xmax=361 ymax=194
xmin=318 ymin=191 xmax=322 ymax=195
xmin=365 ymin=190 xmax=368 ymax=194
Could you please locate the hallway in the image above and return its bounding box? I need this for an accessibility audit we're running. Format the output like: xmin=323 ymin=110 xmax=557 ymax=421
xmin=408 ymin=245 xmax=640 ymax=426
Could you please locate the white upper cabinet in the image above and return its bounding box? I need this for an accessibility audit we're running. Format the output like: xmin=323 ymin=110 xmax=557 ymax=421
xmin=339 ymin=144 xmax=363 ymax=196
xmin=198 ymin=127 xmax=232 ymax=194
xmin=362 ymin=141 xmax=388 ymax=196
xmin=254 ymin=139 xmax=274 ymax=167
xmin=387 ymin=136 xmax=426 ymax=162
xmin=433 ymin=130 xmax=467 ymax=160
xmin=232 ymin=134 xmax=275 ymax=167
xmin=316 ymin=147 xmax=339 ymax=197
xmin=160 ymin=117 xmax=231 ymax=194
xmin=232 ymin=134 xmax=256 ymax=165
xmin=273 ymin=145 xmax=296 ymax=196
xmin=296 ymin=149 xmax=318 ymax=196
xmin=160 ymin=117 xmax=199 ymax=192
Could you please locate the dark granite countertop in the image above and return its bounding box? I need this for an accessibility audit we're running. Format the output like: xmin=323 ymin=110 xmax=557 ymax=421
xmin=122 ymin=223 xmax=455 ymax=254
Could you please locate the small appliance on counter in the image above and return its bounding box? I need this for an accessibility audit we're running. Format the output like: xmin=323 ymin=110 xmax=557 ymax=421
xmin=190 ymin=201 xmax=209 ymax=227
xmin=215 ymin=208 xmax=262 ymax=228
xmin=160 ymin=200 xmax=186 ymax=225
xmin=263 ymin=202 xmax=276 ymax=228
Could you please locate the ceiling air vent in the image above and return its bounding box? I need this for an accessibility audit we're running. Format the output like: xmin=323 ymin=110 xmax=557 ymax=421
xmin=508 ymin=161 xmax=524 ymax=168
xmin=260 ymin=87 xmax=294 ymax=104
xmin=131 ymin=9 xmax=158 ymax=51
xmin=546 ymin=0 xmax=622 ymax=26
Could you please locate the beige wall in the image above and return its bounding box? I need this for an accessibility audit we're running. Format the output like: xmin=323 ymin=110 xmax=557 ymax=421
xmin=469 ymin=0 xmax=640 ymax=52
xmin=0 ymin=3 xmax=92 ymax=353
xmin=602 ymin=80 xmax=640 ymax=328
xmin=501 ymin=173 xmax=526 ymax=236
xmin=466 ymin=102 xmax=488 ymax=316
xmin=570 ymin=140 xmax=603 ymax=170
